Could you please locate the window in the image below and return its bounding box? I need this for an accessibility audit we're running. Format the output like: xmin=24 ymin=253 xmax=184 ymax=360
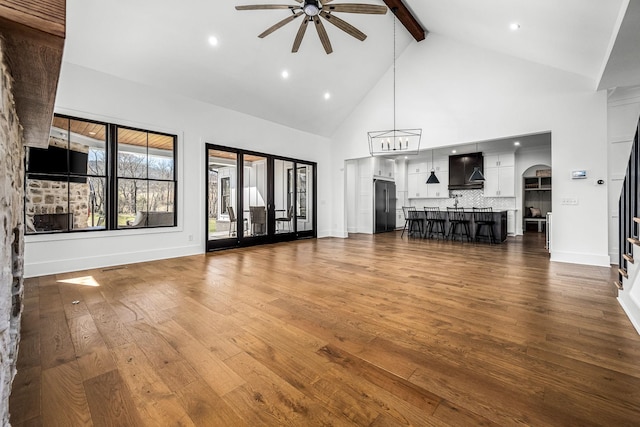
xmin=116 ymin=126 xmax=176 ymax=229
xmin=25 ymin=114 xmax=177 ymax=234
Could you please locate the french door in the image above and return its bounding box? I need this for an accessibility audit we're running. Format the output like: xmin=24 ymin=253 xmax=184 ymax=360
xmin=206 ymin=144 xmax=316 ymax=251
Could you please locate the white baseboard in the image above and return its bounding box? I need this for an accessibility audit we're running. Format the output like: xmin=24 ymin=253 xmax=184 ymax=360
xmin=550 ymin=250 xmax=611 ymax=267
xmin=24 ymin=244 xmax=202 ymax=278
xmin=618 ymin=295 xmax=640 ymax=335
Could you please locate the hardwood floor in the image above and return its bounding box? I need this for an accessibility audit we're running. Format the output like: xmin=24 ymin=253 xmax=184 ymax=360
xmin=10 ymin=232 xmax=640 ymax=426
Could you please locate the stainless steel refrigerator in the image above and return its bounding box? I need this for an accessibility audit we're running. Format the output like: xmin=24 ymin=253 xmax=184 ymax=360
xmin=374 ymin=180 xmax=397 ymax=233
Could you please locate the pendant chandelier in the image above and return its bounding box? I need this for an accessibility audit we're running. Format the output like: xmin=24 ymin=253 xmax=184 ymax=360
xmin=426 ymin=148 xmax=440 ymax=184
xmin=368 ymin=7 xmax=421 ymax=157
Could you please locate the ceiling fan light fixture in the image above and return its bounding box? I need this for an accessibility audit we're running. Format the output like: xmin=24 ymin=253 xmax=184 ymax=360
xmin=303 ymin=0 xmax=321 ymax=16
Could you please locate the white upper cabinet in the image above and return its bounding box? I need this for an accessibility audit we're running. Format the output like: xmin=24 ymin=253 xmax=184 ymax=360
xmin=484 ymin=153 xmax=515 ymax=168
xmin=407 ymin=156 xmax=449 ymax=199
xmin=483 ymin=152 xmax=515 ymax=197
xmin=373 ymin=157 xmax=395 ymax=179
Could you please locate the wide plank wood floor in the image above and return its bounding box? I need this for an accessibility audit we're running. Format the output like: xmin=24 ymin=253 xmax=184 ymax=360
xmin=10 ymin=232 xmax=640 ymax=426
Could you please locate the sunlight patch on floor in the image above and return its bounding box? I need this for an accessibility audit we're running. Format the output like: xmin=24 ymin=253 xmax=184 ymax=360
xmin=57 ymin=276 xmax=101 ymax=287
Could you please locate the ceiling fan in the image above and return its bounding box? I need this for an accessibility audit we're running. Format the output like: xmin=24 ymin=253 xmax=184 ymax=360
xmin=236 ymin=0 xmax=388 ymax=54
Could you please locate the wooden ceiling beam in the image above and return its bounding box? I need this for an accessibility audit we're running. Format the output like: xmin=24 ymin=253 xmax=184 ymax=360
xmin=382 ymin=0 xmax=426 ymax=42
xmin=0 ymin=0 xmax=66 ymax=148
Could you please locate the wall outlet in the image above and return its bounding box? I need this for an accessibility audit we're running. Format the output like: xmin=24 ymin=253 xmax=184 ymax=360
xmin=188 ymin=234 xmax=194 ymax=241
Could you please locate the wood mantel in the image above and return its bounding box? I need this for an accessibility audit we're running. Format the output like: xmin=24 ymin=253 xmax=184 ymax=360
xmin=0 ymin=0 xmax=65 ymax=148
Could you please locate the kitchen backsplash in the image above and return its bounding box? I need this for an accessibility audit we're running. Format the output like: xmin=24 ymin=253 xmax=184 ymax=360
xmin=402 ymin=189 xmax=517 ymax=210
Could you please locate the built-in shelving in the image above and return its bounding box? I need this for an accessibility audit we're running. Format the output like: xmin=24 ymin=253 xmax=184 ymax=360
xmin=524 ymin=176 xmax=552 ymax=190
xmin=523 ymin=174 xmax=552 ymax=232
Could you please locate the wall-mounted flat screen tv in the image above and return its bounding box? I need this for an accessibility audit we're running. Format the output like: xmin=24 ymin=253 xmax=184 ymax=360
xmin=27 ymin=145 xmax=88 ymax=183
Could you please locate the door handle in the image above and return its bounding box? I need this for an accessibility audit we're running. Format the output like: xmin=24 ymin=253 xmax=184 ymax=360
xmin=386 ymin=188 xmax=389 ymax=213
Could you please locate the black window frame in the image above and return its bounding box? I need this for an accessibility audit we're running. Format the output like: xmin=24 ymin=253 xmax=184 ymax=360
xmin=24 ymin=113 xmax=178 ymax=235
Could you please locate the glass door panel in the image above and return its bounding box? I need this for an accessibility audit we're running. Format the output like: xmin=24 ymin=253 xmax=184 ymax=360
xmin=206 ymin=144 xmax=316 ymax=251
xmin=207 ymin=148 xmax=239 ymax=248
xmin=296 ymin=163 xmax=315 ymax=235
xmin=243 ymin=154 xmax=268 ymax=238
xmin=275 ymin=159 xmax=295 ymax=234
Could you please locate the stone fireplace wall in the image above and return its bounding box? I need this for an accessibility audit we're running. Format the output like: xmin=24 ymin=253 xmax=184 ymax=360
xmin=24 ymin=136 xmax=89 ymax=232
xmin=0 ymin=39 xmax=25 ymax=426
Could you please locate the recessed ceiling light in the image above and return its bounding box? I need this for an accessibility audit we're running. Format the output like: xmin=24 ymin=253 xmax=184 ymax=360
xmin=208 ymin=36 xmax=219 ymax=46
xmin=281 ymin=70 xmax=289 ymax=79
xmin=510 ymin=22 xmax=520 ymax=31
xmin=514 ymin=141 xmax=521 ymax=146
xmin=324 ymin=92 xmax=331 ymax=100
xmin=404 ymin=156 xmax=408 ymax=159
xmin=452 ymin=149 xmax=457 ymax=154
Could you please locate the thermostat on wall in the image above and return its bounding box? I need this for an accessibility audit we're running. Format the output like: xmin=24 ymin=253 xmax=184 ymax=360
xmin=571 ymin=170 xmax=587 ymax=179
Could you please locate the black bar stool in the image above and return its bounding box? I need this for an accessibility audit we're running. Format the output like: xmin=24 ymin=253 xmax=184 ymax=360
xmin=473 ymin=207 xmax=496 ymax=243
xmin=424 ymin=207 xmax=446 ymax=239
xmin=401 ymin=206 xmax=423 ymax=238
xmin=447 ymin=207 xmax=471 ymax=242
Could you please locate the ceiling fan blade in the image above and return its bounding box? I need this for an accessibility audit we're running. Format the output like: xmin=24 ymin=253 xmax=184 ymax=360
xmin=236 ymin=5 xmax=300 ymax=10
xmin=313 ymin=16 xmax=333 ymax=54
xmin=320 ymin=11 xmax=366 ymax=41
xmin=325 ymin=4 xmax=388 ymax=14
xmin=292 ymin=17 xmax=310 ymax=52
xmin=258 ymin=11 xmax=304 ymax=38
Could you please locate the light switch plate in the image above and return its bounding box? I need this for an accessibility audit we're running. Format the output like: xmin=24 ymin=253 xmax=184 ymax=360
xmin=561 ymin=198 xmax=578 ymax=205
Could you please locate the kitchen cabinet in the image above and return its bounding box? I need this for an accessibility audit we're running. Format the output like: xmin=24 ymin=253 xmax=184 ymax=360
xmin=374 ymin=157 xmax=394 ymax=179
xmin=507 ymin=210 xmax=516 ymax=235
xmin=407 ymin=157 xmax=448 ymax=198
xmin=483 ymin=152 xmax=515 ymax=197
xmin=484 ymin=153 xmax=515 ymax=168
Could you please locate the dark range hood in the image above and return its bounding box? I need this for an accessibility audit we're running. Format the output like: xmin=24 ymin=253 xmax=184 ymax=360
xmin=449 ymin=152 xmax=484 ymax=190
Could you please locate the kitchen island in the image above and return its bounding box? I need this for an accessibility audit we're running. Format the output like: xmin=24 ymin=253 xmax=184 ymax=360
xmin=409 ymin=208 xmax=508 ymax=242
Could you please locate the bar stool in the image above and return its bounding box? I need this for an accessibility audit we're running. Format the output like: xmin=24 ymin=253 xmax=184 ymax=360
xmin=401 ymin=206 xmax=423 ymax=238
xmin=447 ymin=207 xmax=471 ymax=242
xmin=473 ymin=207 xmax=495 ymax=243
xmin=424 ymin=207 xmax=446 ymax=239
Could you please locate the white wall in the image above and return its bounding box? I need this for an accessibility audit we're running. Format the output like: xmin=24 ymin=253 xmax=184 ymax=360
xmin=330 ymin=34 xmax=610 ymax=266
xmin=24 ymin=63 xmax=332 ymax=277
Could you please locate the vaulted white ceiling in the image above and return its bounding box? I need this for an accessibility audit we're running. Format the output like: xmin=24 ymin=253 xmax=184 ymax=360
xmin=63 ymin=0 xmax=633 ymax=137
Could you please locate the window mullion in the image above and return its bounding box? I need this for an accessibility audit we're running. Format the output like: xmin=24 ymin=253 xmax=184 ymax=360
xmin=108 ymin=124 xmax=118 ymax=229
